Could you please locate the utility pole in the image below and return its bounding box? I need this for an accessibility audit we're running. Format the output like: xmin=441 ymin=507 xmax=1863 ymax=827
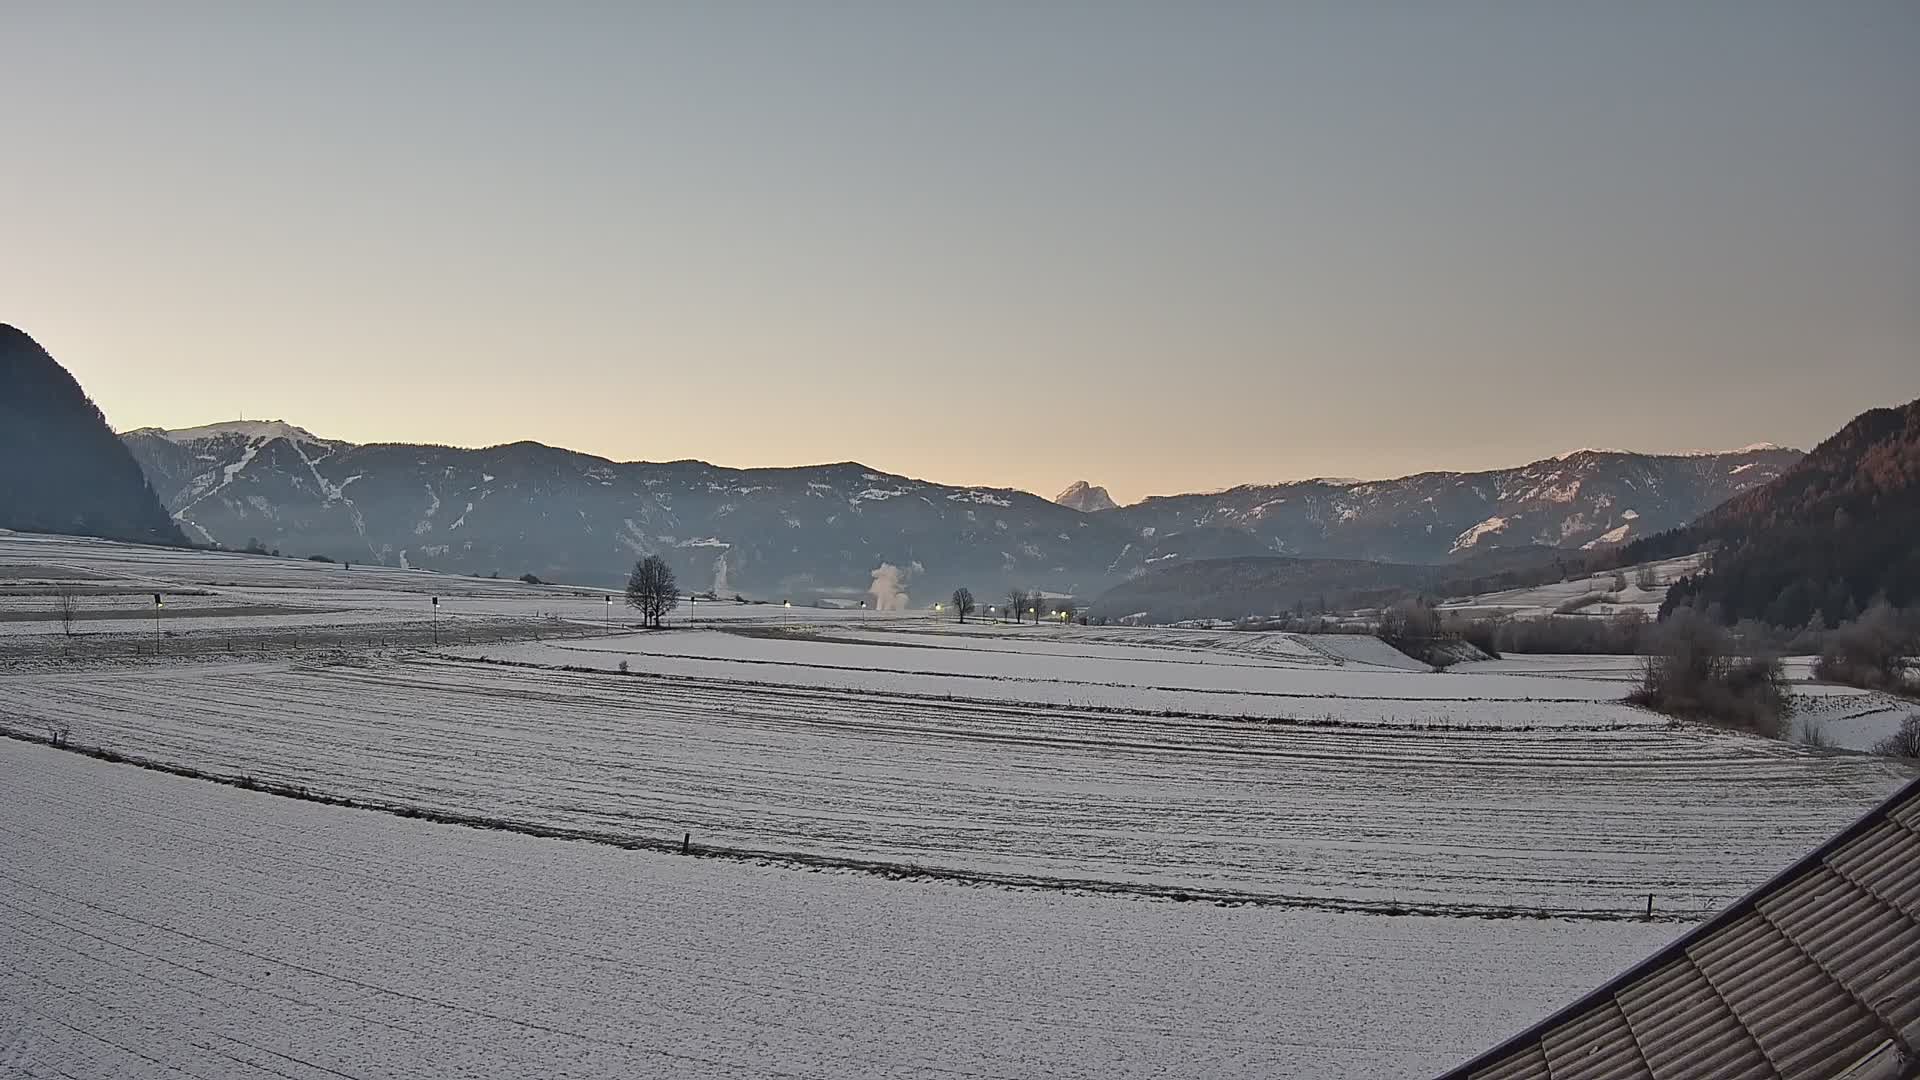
xmin=604 ymin=595 xmax=611 ymax=633
xmin=432 ymin=596 xmax=439 ymax=646
xmin=153 ymin=593 xmax=163 ymax=652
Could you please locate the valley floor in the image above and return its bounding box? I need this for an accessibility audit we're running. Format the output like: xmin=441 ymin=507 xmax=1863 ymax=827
xmin=2 ymin=532 xmax=1914 ymax=1077
xmin=0 ymin=740 xmax=1674 ymax=1080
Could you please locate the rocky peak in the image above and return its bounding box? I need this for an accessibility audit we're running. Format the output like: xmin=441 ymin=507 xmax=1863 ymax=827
xmin=1055 ymin=480 xmax=1117 ymax=513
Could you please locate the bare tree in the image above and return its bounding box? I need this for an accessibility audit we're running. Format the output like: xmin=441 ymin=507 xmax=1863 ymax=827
xmin=1053 ymin=599 xmax=1078 ymax=623
xmin=1027 ymin=592 xmax=1049 ymax=623
xmin=951 ymin=587 xmax=975 ymax=623
xmin=1005 ymin=588 xmax=1027 ymax=624
xmin=626 ymin=556 xmax=680 ymax=629
xmin=1377 ymin=597 xmax=1440 ymax=644
xmin=1634 ymin=564 xmax=1658 ymax=591
xmin=55 ymin=589 xmax=77 ymax=637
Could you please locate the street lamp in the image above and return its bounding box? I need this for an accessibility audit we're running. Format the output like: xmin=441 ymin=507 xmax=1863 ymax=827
xmin=432 ymin=596 xmax=440 ymax=646
xmin=604 ymin=594 xmax=611 ymax=633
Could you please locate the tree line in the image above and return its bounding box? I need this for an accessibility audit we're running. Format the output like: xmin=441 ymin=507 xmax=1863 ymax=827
xmin=948 ymin=586 xmax=1079 ymax=624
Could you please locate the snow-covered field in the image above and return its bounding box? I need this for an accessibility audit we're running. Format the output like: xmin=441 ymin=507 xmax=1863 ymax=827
xmin=8 ymin=652 xmax=1909 ymax=916
xmin=1437 ymin=554 xmax=1707 ymax=619
xmin=0 ymin=532 xmax=925 ymax=640
xmin=1788 ymin=687 xmax=1918 ymax=752
xmin=461 ymin=627 xmax=1660 ymax=729
xmin=0 ymin=740 xmax=1678 ymax=1080
xmin=4 ymin=532 xmax=1915 ymax=1077
xmin=1467 ymin=653 xmax=1918 ymax=752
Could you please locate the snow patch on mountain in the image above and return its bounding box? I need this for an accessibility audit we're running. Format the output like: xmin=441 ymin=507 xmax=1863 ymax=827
xmin=1451 ymin=516 xmax=1511 ymax=553
xmin=1582 ymin=522 xmax=1633 ymax=549
xmin=949 ymin=490 xmax=1014 ymax=508
xmin=139 ymin=420 xmax=322 ymax=445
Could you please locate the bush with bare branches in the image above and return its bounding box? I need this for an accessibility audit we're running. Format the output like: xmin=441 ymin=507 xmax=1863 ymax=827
xmin=1813 ymin=602 xmax=1916 ymax=693
xmin=55 ymin=589 xmax=77 ymax=637
xmin=1628 ymin=610 xmax=1788 ymax=736
xmin=1871 ymin=715 xmax=1920 ymax=759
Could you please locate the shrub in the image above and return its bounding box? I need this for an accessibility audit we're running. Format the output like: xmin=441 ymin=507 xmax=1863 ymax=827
xmin=1378 ymin=598 xmax=1456 ymax=667
xmin=1471 ymin=611 xmax=1649 ymax=655
xmin=1377 ymin=598 xmax=1440 ymax=643
xmin=308 ymin=554 xmax=336 ymax=563
xmin=1870 ymin=715 xmax=1920 ymax=758
xmin=1455 ymin=619 xmax=1502 ymax=659
xmin=55 ymin=589 xmax=77 ymax=637
xmin=1627 ymin=611 xmax=1788 ymax=736
xmin=519 ymin=573 xmax=543 ymax=585
xmin=1813 ymin=602 xmax=1916 ymax=693
xmin=1794 ymin=715 xmax=1836 ymax=749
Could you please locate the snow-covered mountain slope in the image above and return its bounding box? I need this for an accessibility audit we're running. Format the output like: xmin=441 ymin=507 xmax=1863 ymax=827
xmin=120 ymin=423 xmax=1800 ymax=596
xmin=1103 ymin=447 xmax=1802 ymax=564
xmin=139 ymin=419 xmax=321 ymax=445
xmin=121 ymin=424 xmax=1129 ymax=597
xmin=1055 ymin=480 xmax=1117 ymax=513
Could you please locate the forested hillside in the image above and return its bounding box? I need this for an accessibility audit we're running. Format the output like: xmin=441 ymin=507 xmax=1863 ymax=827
xmin=0 ymin=325 xmax=185 ymax=545
xmin=1650 ymin=399 xmax=1920 ymax=626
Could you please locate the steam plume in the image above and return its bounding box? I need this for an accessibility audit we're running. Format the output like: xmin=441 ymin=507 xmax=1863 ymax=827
xmin=868 ymin=564 xmax=910 ymax=611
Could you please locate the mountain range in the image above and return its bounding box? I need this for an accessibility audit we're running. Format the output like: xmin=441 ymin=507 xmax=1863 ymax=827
xmin=118 ymin=419 xmax=1799 ymax=600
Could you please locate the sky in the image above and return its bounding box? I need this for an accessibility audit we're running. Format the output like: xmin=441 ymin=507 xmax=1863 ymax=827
xmin=4 ymin=3 xmax=1916 ymax=504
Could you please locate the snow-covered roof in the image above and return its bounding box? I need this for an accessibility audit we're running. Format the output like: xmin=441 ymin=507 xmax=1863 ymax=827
xmin=1436 ymin=775 xmax=1920 ymax=1080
